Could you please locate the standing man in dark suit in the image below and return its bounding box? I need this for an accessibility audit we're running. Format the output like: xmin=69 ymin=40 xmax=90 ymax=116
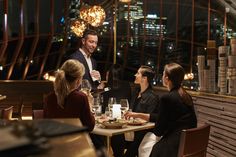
xmin=68 ymin=29 xmax=101 ymax=90
xmin=67 ymin=29 xmax=106 ymax=154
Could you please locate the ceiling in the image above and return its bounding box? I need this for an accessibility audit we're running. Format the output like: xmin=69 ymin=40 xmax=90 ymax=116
xmin=82 ymin=0 xmax=236 ymax=28
xmin=217 ymin=0 xmax=236 ymax=14
xmin=213 ymin=0 xmax=236 ymax=28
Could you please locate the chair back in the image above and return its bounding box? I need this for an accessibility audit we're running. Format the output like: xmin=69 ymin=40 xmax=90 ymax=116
xmin=178 ymin=124 xmax=211 ymax=157
xmin=12 ymin=97 xmax=24 ymax=119
xmin=32 ymin=110 xmax=44 ymax=119
xmin=2 ymin=106 xmax=13 ymax=120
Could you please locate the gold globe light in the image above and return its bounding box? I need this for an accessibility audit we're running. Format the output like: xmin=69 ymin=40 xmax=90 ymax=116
xmin=80 ymin=5 xmax=106 ymax=27
xmin=70 ymin=19 xmax=87 ymax=37
xmin=119 ymin=0 xmax=131 ymax=2
xmin=80 ymin=7 xmax=90 ymax=23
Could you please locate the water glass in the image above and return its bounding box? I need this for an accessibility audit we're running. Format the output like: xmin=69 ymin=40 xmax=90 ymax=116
xmin=93 ymin=96 xmax=102 ymax=116
xmin=108 ymin=97 xmax=117 ymax=111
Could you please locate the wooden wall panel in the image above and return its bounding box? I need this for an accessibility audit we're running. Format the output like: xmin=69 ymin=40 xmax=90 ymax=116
xmin=193 ymin=95 xmax=236 ymax=157
xmin=0 ymin=81 xmax=53 ymax=116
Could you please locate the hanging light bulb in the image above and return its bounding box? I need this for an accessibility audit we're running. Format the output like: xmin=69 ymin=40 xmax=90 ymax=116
xmin=80 ymin=5 xmax=106 ymax=27
xmin=184 ymin=73 xmax=194 ymax=80
xmin=88 ymin=5 xmax=106 ymax=27
xmin=80 ymin=7 xmax=90 ymax=23
xmin=119 ymin=0 xmax=131 ymax=2
xmin=70 ymin=19 xmax=87 ymax=37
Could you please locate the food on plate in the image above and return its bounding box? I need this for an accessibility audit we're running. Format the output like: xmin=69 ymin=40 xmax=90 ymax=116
xmin=99 ymin=118 xmax=127 ymax=129
xmin=127 ymin=118 xmax=147 ymax=126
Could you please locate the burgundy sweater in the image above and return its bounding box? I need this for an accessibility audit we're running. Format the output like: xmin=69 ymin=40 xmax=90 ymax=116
xmin=44 ymin=90 xmax=95 ymax=131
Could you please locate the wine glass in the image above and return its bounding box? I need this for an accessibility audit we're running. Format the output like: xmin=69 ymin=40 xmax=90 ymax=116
xmin=81 ymin=79 xmax=92 ymax=94
xmin=92 ymin=96 xmax=101 ymax=116
xmin=105 ymin=107 xmax=111 ymax=117
xmin=120 ymin=99 xmax=129 ymax=118
xmin=92 ymin=105 xmax=99 ymax=116
xmin=108 ymin=97 xmax=117 ymax=112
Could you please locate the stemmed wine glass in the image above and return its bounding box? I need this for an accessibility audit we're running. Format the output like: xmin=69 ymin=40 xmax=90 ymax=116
xmin=108 ymin=97 xmax=117 ymax=112
xmin=120 ymin=99 xmax=129 ymax=119
xmin=92 ymin=96 xmax=101 ymax=116
xmin=105 ymin=107 xmax=111 ymax=117
xmin=80 ymin=79 xmax=92 ymax=94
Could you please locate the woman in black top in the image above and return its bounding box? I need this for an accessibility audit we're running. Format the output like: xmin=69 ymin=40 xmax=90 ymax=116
xmin=130 ymin=65 xmax=159 ymax=114
xmin=111 ymin=65 xmax=159 ymax=157
xmin=150 ymin=63 xmax=197 ymax=157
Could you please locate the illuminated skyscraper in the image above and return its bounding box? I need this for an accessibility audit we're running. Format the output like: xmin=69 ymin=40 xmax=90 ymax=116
xmin=134 ymin=14 xmax=167 ymax=47
xmin=116 ymin=0 xmax=168 ymax=69
xmin=118 ymin=0 xmax=144 ymax=22
xmin=117 ymin=1 xmax=167 ymax=47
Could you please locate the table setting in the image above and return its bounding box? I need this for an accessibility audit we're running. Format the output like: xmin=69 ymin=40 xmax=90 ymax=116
xmin=95 ymin=115 xmax=148 ymax=130
xmin=95 ymin=97 xmax=149 ymax=129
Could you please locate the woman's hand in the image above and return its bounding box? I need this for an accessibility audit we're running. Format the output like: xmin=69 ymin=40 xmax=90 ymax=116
xmin=125 ymin=111 xmax=150 ymax=121
xmin=124 ymin=111 xmax=139 ymax=119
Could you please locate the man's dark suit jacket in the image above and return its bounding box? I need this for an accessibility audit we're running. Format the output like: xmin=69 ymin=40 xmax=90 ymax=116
xmin=68 ymin=50 xmax=98 ymax=90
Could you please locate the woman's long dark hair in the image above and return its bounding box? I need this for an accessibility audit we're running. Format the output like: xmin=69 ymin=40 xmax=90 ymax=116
xmin=164 ymin=63 xmax=193 ymax=106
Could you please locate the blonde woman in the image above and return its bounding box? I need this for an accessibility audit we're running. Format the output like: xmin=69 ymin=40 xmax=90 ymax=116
xmin=44 ymin=59 xmax=95 ymax=131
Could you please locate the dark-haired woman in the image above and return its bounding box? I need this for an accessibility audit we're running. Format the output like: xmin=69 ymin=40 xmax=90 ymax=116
xmin=150 ymin=63 xmax=197 ymax=157
xmin=111 ymin=65 xmax=159 ymax=157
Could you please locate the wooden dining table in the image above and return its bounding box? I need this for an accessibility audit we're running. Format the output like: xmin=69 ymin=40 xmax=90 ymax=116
xmin=92 ymin=122 xmax=155 ymax=154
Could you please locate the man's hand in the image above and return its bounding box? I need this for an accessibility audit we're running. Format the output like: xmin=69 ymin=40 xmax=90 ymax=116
xmin=90 ymin=70 xmax=101 ymax=82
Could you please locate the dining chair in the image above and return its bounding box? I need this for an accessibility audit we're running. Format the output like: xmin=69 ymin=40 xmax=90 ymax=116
xmin=12 ymin=97 xmax=24 ymax=120
xmin=178 ymin=124 xmax=211 ymax=157
xmin=32 ymin=109 xmax=44 ymax=119
xmin=2 ymin=106 xmax=14 ymax=120
xmin=0 ymin=109 xmax=2 ymax=118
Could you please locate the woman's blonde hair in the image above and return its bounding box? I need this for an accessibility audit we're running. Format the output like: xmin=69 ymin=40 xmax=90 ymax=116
xmin=54 ymin=59 xmax=85 ymax=108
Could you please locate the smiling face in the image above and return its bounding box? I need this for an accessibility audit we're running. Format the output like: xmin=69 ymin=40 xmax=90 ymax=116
xmin=82 ymin=34 xmax=98 ymax=56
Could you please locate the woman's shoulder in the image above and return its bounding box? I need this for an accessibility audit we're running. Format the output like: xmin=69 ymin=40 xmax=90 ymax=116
xmin=69 ymin=90 xmax=87 ymax=99
xmin=144 ymin=87 xmax=158 ymax=97
xmin=45 ymin=92 xmax=56 ymax=100
xmin=160 ymin=93 xmax=170 ymax=100
xmin=140 ymin=88 xmax=158 ymax=102
xmin=160 ymin=89 xmax=185 ymax=104
xmin=168 ymin=88 xmax=180 ymax=97
xmin=160 ymin=92 xmax=175 ymax=103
